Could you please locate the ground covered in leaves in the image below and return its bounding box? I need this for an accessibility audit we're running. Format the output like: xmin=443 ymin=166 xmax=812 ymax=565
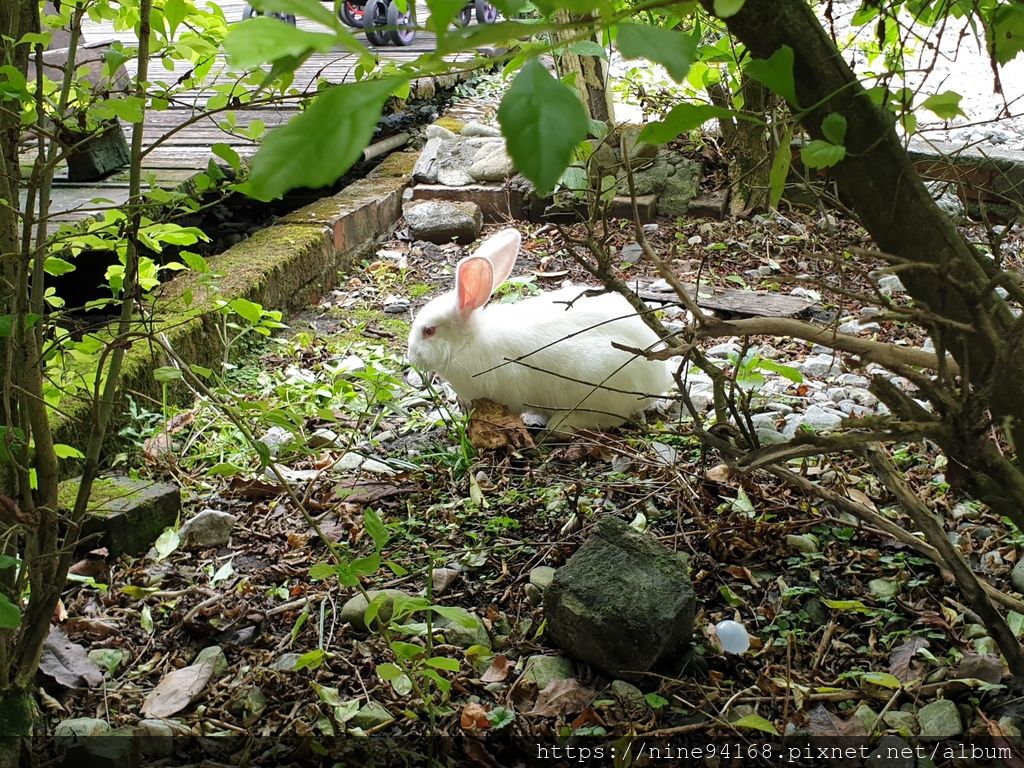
xmin=40 ymin=168 xmax=1024 ymax=767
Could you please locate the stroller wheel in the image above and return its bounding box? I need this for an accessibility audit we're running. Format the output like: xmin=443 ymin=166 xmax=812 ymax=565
xmin=363 ymin=0 xmax=389 ymax=45
xmin=339 ymin=0 xmax=365 ymax=28
xmin=474 ymin=0 xmax=497 ymax=23
xmin=387 ymin=0 xmax=415 ymax=45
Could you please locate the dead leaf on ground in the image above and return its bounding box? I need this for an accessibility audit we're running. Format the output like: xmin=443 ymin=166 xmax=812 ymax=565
xmin=143 ymin=433 xmax=174 ymax=463
xmin=141 ymin=661 xmax=216 ymax=718
xmin=806 ymin=703 xmax=868 ymax=737
xmin=228 ymin=477 xmax=280 ymax=500
xmin=480 ymin=654 xmax=514 ymax=683
xmin=527 ymin=678 xmax=596 ymax=717
xmin=38 ymin=625 xmax=104 ymax=689
xmin=460 ymin=702 xmax=491 ymax=730
xmin=333 ymin=480 xmax=414 ymax=504
xmin=62 ymin=617 xmax=120 ymax=639
xmin=889 ymin=636 xmax=930 ymax=684
xmin=705 ymin=463 xmax=732 ymax=483
xmin=846 ymin=487 xmax=878 ymax=512
xmin=467 ymin=400 xmax=534 ymax=451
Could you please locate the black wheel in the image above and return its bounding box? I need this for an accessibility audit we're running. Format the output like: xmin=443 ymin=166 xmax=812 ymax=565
xmin=339 ymin=0 xmax=364 ymax=28
xmin=280 ymin=13 xmax=296 ymax=24
xmin=387 ymin=1 xmax=415 ymax=45
xmin=474 ymin=0 xmax=496 ymax=23
xmin=453 ymin=4 xmax=472 ymax=26
xmin=363 ymin=0 xmax=389 ymax=44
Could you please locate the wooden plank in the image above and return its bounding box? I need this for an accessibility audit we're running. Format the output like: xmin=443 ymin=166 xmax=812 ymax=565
xmin=638 ymin=282 xmax=816 ymax=319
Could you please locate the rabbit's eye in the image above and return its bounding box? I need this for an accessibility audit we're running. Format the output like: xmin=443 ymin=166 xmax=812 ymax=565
xmin=422 ymin=326 xmax=436 ymax=338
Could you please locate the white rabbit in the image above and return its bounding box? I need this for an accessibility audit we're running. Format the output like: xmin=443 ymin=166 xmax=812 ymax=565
xmin=407 ymin=228 xmax=673 ymax=431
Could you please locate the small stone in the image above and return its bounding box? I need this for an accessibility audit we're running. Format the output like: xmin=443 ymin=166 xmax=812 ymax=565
xmin=460 ymin=121 xmax=502 ymax=137
xmin=529 ymin=566 xmax=557 ymax=591
xmin=270 ymin=653 xmax=302 ymax=671
xmin=1010 ymin=557 xmax=1024 ymax=593
xmin=868 ymin=578 xmax=900 ymax=600
xmin=642 ymin=223 xmax=659 ymax=234
xmin=335 ymin=452 xmax=365 ymax=471
xmin=351 ymin=701 xmax=394 ymax=729
xmin=194 ymin=645 xmax=228 ymax=677
xmin=877 ymin=274 xmax=905 ymax=296
xmin=997 ymin=716 xmax=1022 ymax=738
xmin=468 ymin=144 xmax=515 ymax=182
xmin=756 ymin=428 xmax=787 ymax=445
xmin=403 ymin=200 xmax=482 ymax=245
xmin=179 ymin=509 xmax=236 ymax=550
xmin=609 ymin=679 xmax=647 ymax=711
xmin=54 ymin=717 xmax=112 ymax=739
xmin=425 ymin=124 xmax=457 ymax=139
xmin=431 ymin=567 xmax=459 ymax=595
xmin=800 ymin=354 xmax=841 ymax=378
xmin=785 ymin=534 xmax=819 ymax=554
xmin=341 ymin=589 xmax=412 ymax=633
xmin=882 ymin=710 xmax=916 ymax=734
xmin=854 ymin=703 xmax=879 ymax=731
xmin=955 ymin=653 xmax=1003 ymax=684
xmin=917 ymin=699 xmax=962 ymax=738
xmin=308 ymin=429 xmax=339 ymax=449
xmin=260 ymin=426 xmax=293 ymax=457
xmin=786 ymin=405 xmax=843 ymax=435
xmin=619 ymin=242 xmax=644 ymax=263
xmin=360 ymin=458 xmax=397 ymax=476
xmin=383 ymin=299 xmax=411 ymax=314
xmin=706 ymin=341 xmax=738 ymax=358
xmin=520 ymin=655 xmax=574 ymax=692
xmin=437 ymin=607 xmax=490 ymax=648
xmin=136 ymin=719 xmax=188 ymax=758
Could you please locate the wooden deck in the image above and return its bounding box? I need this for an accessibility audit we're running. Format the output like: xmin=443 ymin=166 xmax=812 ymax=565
xmin=31 ymin=0 xmax=478 ymax=231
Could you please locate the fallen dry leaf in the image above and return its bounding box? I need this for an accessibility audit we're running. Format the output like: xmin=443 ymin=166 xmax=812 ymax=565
xmin=889 ymin=636 xmax=930 ymax=684
xmin=333 ymin=480 xmax=413 ymax=504
xmin=480 ymin=654 xmax=514 ymax=683
xmin=467 ymin=399 xmax=534 ymax=451
xmin=806 ymin=703 xmax=868 ymax=737
xmin=846 ymin=487 xmax=877 ymax=512
xmin=38 ymin=625 xmax=104 ymax=689
xmin=704 ymin=463 xmax=732 ymax=483
xmin=62 ymin=617 xmax=121 ymax=639
xmin=142 ymin=661 xmax=215 ymax=718
xmin=460 ymin=702 xmax=491 ymax=730
xmin=143 ymin=432 xmax=174 ymax=463
xmin=527 ymin=679 xmax=596 ymax=717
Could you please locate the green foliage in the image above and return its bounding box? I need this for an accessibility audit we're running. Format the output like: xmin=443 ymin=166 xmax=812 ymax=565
xmin=497 ymin=59 xmax=589 ymax=196
xmin=638 ymin=103 xmax=741 ymax=144
xmin=744 ymin=45 xmax=797 ymax=106
xmin=616 ymin=23 xmax=697 ymax=83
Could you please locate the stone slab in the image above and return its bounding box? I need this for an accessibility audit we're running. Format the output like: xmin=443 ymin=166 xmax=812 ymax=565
xmin=64 ymin=476 xmax=181 ymax=556
xmin=410 ymin=183 xmax=525 ymax=222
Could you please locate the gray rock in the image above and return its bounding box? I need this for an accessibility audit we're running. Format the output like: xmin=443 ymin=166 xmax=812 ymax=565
xmin=352 ymin=700 xmax=394 ymax=729
xmin=544 ymin=517 xmax=695 ymax=679
xmin=437 ymin=165 xmax=475 ymax=187
xmin=468 ymin=144 xmax=515 ymax=182
xmin=360 ymin=458 xmax=397 ymax=476
xmin=658 ymin=156 xmax=702 ymax=218
xmin=403 ymin=200 xmax=482 ymax=245
xmin=308 ymin=428 xmax=339 ymax=449
xmin=955 ymin=653 xmax=1003 ymax=683
xmin=431 ymin=567 xmax=459 ymax=595
xmin=70 ymin=476 xmax=181 ymax=557
xmin=877 ymin=274 xmax=905 ymax=295
xmin=867 ymin=736 xmax=916 ymax=768
xmin=619 ymin=124 xmax=658 ymax=169
xmin=619 ymin=242 xmax=644 ymax=263
xmin=1012 ymin=557 xmax=1024 ymax=593
xmin=755 ymin=428 xmax=787 ymax=445
xmin=917 ymin=699 xmax=962 ymax=738
xmin=270 ymin=653 xmax=303 ymax=671
xmin=800 ymin=354 xmax=841 ymax=378
xmin=260 ymin=426 xmax=293 ymax=457
xmin=412 ymin=136 xmax=443 ymax=183
xmin=882 ymin=709 xmax=916 ymax=734
xmin=341 ymin=589 xmax=413 ymax=633
xmin=136 ymin=719 xmax=188 ymax=758
xmin=179 ymin=509 xmax=236 ymax=550
xmin=436 ymin=606 xmax=490 ymax=648
xmin=461 ymin=121 xmax=502 ymax=137
xmin=425 ymin=124 xmax=457 ymax=140
xmin=529 ymin=566 xmax=557 ymax=591
xmin=706 ymin=341 xmax=738 ymax=358
xmin=609 ymin=679 xmax=647 ymax=711
xmin=194 ymin=645 xmax=228 ymax=677
xmin=54 ymin=717 xmax=112 ymax=739
xmin=868 ymin=578 xmax=900 ymax=600
xmin=838 ymin=373 xmax=870 ymax=387
xmin=520 ymin=654 xmax=574 ymax=691
xmin=785 ymin=534 xmax=819 ymax=554
xmin=786 ymin=405 xmax=843 ymax=436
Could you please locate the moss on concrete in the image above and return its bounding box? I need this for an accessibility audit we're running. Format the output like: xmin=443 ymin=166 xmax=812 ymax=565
xmin=434 ymin=116 xmax=465 ymax=134
xmin=372 ymin=151 xmax=419 ymax=178
xmin=57 ymin=476 xmax=129 ymax=515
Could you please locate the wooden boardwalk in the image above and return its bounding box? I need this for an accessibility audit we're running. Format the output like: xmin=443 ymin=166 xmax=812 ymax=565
xmin=32 ymin=0 xmax=477 ymax=230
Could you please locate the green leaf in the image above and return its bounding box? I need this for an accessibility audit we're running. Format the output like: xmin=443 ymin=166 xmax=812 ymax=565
xmin=821 ymin=113 xmax=847 ymax=145
xmin=211 ymin=142 xmax=241 ymax=172
xmin=313 ymin=682 xmax=344 ymax=706
xmin=638 ymin=103 xmax=738 ymax=145
xmin=241 ymin=77 xmax=403 ymax=201
xmin=295 ymin=648 xmax=327 ymax=670
xmin=756 ymin=357 xmax=803 ymax=383
xmin=566 ymin=40 xmax=607 ymax=59
xmin=991 ymin=4 xmax=1024 ymax=65
xmin=164 ymin=0 xmax=188 ymax=34
xmin=821 ymin=597 xmax=869 ymax=613
xmin=731 ymin=713 xmax=778 ymax=735
xmin=800 ymin=139 xmax=846 ymax=169
xmin=376 ymin=662 xmax=403 ymax=682
xmin=363 ymin=508 xmax=389 ymax=551
xmin=224 ymin=17 xmax=337 ymax=69
xmin=53 ymin=443 xmax=85 ymax=459
xmin=713 ymin=0 xmax=745 ymax=18
xmin=391 ymin=641 xmax=424 ymax=662
xmin=768 ymin=126 xmax=793 ymax=210
xmin=488 ymin=707 xmax=515 ymax=728
xmin=154 ymin=528 xmax=180 ymax=560
xmin=0 ymin=555 xmax=20 ymax=570
xmin=920 ymin=91 xmax=965 ymax=120
xmin=862 ymin=671 xmax=903 ymax=689
xmin=744 ymin=45 xmax=797 ymax=106
xmin=616 ymin=24 xmax=697 ymax=82
xmin=497 ymin=59 xmax=589 ymax=196
xmin=44 ymin=256 xmax=75 ymax=276
xmin=309 ymin=562 xmax=335 ymax=580
xmin=229 ymin=297 xmax=263 ymax=324
xmin=180 ymin=251 xmax=209 ymax=273
xmin=153 ymin=366 xmax=183 ymax=382
xmin=253 ymin=0 xmax=346 ymax=32
xmin=426 ymin=656 xmax=461 ymax=671
xmin=425 ymin=0 xmax=467 ymax=34
xmin=0 ymin=593 xmax=20 ymax=629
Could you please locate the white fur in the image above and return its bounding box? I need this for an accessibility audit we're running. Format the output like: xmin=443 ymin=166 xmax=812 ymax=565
xmin=407 ymin=229 xmax=673 ymax=431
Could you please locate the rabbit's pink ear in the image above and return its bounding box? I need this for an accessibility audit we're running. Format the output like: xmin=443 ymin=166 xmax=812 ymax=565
xmin=455 ymin=256 xmax=494 ymax=318
xmin=473 ymin=229 xmax=521 ymax=290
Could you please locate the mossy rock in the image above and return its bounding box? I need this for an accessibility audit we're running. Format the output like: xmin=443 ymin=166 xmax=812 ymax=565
xmin=62 ymin=475 xmax=181 ymax=557
xmin=433 ymin=116 xmax=465 ymax=134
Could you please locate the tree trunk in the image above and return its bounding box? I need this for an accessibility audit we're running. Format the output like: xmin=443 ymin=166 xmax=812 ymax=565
xmin=552 ymin=12 xmax=615 ymax=125
xmin=702 ymin=0 xmax=1024 ymax=501
xmin=710 ymin=74 xmax=774 ymax=214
